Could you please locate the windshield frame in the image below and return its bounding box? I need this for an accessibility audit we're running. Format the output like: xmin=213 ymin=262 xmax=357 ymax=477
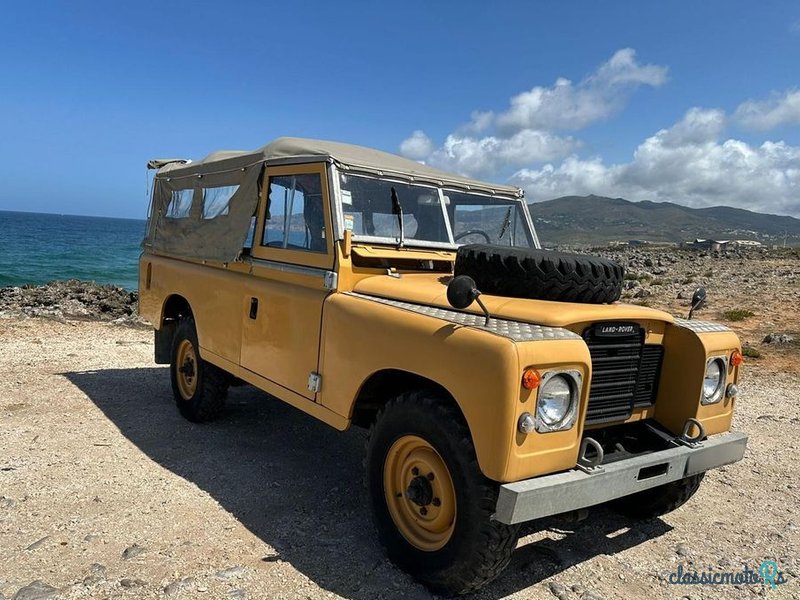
xmin=332 ymin=166 xmax=540 ymax=250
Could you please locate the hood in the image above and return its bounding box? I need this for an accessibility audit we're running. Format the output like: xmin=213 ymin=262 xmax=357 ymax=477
xmin=352 ymin=273 xmax=674 ymax=329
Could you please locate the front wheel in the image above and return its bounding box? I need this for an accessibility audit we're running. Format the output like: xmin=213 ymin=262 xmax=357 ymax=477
xmin=609 ymin=472 xmax=706 ymax=519
xmin=365 ymin=391 xmax=520 ymax=595
xmin=170 ymin=316 xmax=229 ymax=422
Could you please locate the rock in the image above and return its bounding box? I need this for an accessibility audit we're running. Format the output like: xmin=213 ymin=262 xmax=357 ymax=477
xmin=11 ymin=581 xmax=58 ymax=600
xmin=0 ymin=280 xmax=140 ymax=324
xmin=122 ymin=543 xmax=145 ymax=560
xmin=120 ymin=578 xmax=146 ymax=588
xmin=547 ymin=581 xmax=569 ymax=599
xmin=571 ymin=583 xmax=586 ymax=595
xmin=634 ymin=288 xmax=651 ymax=298
xmin=83 ymin=563 xmax=107 ymax=585
xmin=25 ymin=536 xmax=49 ymax=551
xmin=0 ymin=496 xmax=15 ymax=509
xmin=763 ymin=333 xmax=794 ymax=344
xmin=215 ymin=566 xmax=246 ymax=579
xmin=164 ymin=578 xmax=194 ymax=596
xmin=227 ymin=590 xmax=246 ymax=600
xmin=676 ymin=542 xmax=690 ymax=556
xmin=583 ymin=593 xmax=604 ymax=600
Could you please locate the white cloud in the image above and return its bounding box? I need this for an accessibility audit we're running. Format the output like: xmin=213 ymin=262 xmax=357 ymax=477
xmin=425 ymin=130 xmax=579 ymax=178
xmin=398 ymin=130 xmax=434 ymax=161
xmin=399 ymin=49 xmax=666 ymax=177
xmin=511 ymin=108 xmax=800 ymax=216
xmin=495 ymin=49 xmax=668 ymax=133
xmin=733 ymin=89 xmax=800 ymax=130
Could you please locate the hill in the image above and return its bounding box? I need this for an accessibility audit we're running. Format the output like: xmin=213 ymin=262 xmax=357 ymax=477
xmin=531 ymin=195 xmax=800 ymax=246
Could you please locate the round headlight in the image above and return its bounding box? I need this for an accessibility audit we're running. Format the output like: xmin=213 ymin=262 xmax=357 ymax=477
xmin=703 ymin=358 xmax=725 ymax=403
xmin=537 ymin=374 xmax=574 ymax=426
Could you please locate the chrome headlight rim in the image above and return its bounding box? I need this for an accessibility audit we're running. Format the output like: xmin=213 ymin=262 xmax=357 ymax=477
xmin=535 ymin=370 xmax=582 ymax=433
xmin=701 ymin=356 xmax=728 ymax=405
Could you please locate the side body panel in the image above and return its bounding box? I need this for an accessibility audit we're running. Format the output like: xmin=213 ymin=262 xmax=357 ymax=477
xmin=138 ymin=254 xmax=244 ymax=365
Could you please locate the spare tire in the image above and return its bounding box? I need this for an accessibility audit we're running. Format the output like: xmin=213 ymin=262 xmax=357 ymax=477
xmin=455 ymin=244 xmax=624 ymax=304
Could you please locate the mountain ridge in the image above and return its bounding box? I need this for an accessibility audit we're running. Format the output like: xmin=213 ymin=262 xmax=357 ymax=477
xmin=530 ymin=195 xmax=800 ymax=246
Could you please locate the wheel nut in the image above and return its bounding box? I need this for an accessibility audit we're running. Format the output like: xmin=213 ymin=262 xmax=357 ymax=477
xmin=432 ymin=498 xmax=441 ymax=507
xmin=420 ymin=507 xmax=428 ymax=516
xmin=411 ymin=467 xmax=419 ymax=476
xmin=427 ymin=472 xmax=435 ymax=481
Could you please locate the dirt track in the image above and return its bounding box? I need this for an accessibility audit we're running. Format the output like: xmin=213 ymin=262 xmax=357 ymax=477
xmin=1 ymin=317 xmax=798 ymax=599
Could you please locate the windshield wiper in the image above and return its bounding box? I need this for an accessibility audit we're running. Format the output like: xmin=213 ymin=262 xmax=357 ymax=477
xmin=391 ymin=187 xmax=405 ymax=249
xmin=498 ymin=206 xmax=513 ymax=245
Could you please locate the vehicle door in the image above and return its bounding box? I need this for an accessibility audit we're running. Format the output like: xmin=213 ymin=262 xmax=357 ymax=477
xmin=241 ymin=162 xmax=337 ymax=400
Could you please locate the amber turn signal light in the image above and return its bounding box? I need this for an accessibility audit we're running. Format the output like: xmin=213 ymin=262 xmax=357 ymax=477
xmin=522 ymin=369 xmax=541 ymax=390
xmin=730 ymin=349 xmax=744 ymax=367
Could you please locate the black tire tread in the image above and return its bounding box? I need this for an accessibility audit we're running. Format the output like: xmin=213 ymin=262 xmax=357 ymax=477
xmin=365 ymin=391 xmax=519 ymax=595
xmin=170 ymin=316 xmax=228 ymax=423
xmin=455 ymin=244 xmax=624 ymax=304
xmin=610 ymin=472 xmax=705 ymax=519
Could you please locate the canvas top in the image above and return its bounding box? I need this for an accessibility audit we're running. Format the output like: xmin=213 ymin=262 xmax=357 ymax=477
xmin=151 ymin=137 xmax=522 ymax=197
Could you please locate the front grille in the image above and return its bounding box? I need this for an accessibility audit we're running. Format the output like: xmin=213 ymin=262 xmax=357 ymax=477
xmin=583 ymin=323 xmax=664 ymax=425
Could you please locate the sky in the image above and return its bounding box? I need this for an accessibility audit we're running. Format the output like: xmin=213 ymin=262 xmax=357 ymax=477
xmin=0 ymin=1 xmax=799 ymax=219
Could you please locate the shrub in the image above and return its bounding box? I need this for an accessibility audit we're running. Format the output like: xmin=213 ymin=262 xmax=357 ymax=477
xmin=722 ymin=309 xmax=755 ymax=321
xmin=742 ymin=346 xmax=761 ymax=358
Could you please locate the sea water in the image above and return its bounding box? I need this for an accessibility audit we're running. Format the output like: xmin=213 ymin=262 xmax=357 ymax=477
xmin=0 ymin=210 xmax=146 ymax=290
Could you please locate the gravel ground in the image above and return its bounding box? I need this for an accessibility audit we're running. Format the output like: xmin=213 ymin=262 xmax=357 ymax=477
xmin=1 ymin=316 xmax=798 ymax=600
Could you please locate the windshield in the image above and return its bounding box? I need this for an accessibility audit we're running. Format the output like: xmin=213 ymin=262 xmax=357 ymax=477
xmin=339 ymin=173 xmax=534 ymax=248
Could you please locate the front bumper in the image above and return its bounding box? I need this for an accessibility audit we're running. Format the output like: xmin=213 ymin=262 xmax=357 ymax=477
xmin=494 ymin=431 xmax=748 ymax=525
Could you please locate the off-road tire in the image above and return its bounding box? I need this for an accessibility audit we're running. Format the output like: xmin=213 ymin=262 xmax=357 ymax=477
xmin=170 ymin=316 xmax=229 ymax=423
xmin=365 ymin=391 xmax=520 ymax=595
xmin=609 ymin=473 xmax=706 ymax=519
xmin=455 ymin=244 xmax=624 ymax=304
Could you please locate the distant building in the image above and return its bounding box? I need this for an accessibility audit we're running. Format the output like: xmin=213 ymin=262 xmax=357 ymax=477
xmin=686 ymin=238 xmax=761 ymax=251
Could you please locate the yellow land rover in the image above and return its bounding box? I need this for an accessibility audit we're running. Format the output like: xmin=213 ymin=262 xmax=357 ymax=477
xmin=139 ymin=138 xmax=747 ymax=595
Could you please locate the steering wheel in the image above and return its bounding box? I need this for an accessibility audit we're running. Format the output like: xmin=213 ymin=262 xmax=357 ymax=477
xmin=454 ymin=229 xmax=492 ymax=243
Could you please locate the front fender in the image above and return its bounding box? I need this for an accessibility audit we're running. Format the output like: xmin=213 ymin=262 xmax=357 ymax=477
xmin=318 ymin=293 xmax=520 ymax=482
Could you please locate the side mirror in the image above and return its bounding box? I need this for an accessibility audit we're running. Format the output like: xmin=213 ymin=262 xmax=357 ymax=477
xmin=447 ymin=275 xmax=491 ymax=325
xmin=447 ymin=275 xmax=480 ymax=309
xmin=688 ymin=287 xmax=707 ymax=320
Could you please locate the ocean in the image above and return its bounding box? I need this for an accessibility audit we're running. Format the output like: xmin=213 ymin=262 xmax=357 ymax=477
xmin=0 ymin=210 xmax=146 ymax=290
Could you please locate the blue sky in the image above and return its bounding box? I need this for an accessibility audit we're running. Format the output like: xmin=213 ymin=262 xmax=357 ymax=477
xmin=0 ymin=1 xmax=798 ymax=218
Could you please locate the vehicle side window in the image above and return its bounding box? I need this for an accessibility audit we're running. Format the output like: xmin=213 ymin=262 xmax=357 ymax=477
xmin=165 ymin=189 xmax=193 ymax=218
xmin=261 ymin=174 xmax=326 ymax=253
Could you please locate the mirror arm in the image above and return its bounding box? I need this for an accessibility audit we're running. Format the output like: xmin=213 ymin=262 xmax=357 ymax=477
xmin=474 ymin=295 xmax=490 ymax=326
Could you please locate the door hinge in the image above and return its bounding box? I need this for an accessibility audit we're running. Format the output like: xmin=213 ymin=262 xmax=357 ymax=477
xmin=307 ymin=372 xmax=322 ymax=393
xmin=323 ymin=271 xmax=338 ymax=290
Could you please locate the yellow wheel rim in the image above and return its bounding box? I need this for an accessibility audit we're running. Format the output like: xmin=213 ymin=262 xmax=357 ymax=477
xmin=175 ymin=339 xmax=198 ymax=400
xmin=384 ymin=435 xmax=456 ymax=551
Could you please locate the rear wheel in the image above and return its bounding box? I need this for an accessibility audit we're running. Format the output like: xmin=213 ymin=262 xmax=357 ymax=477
xmin=609 ymin=473 xmax=705 ymax=519
xmin=366 ymin=391 xmax=520 ymax=595
xmin=170 ymin=316 xmax=229 ymax=422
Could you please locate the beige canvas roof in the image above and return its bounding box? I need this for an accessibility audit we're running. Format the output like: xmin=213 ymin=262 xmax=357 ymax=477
xmin=152 ymin=137 xmax=523 ymax=197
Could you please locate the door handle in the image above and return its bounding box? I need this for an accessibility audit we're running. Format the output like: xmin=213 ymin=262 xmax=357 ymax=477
xmin=249 ymin=297 xmax=259 ymax=319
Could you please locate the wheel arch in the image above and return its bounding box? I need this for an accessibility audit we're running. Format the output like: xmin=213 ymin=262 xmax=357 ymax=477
xmin=351 ymin=368 xmax=470 ymax=433
xmin=154 ymin=294 xmax=193 ymax=364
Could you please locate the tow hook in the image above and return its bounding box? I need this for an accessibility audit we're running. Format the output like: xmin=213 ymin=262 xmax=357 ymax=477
xmin=676 ymin=418 xmax=706 ymax=448
xmin=577 ymin=437 xmax=604 ymax=474
xmin=644 ymin=418 xmax=706 ymax=448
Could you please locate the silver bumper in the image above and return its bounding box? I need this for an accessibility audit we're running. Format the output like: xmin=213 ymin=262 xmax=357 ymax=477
xmin=494 ymin=431 xmax=748 ymax=525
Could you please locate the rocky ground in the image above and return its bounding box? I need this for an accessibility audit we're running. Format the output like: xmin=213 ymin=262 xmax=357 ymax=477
xmin=1 ymin=249 xmax=798 ymax=599
xmin=0 ymin=280 xmax=142 ymax=326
